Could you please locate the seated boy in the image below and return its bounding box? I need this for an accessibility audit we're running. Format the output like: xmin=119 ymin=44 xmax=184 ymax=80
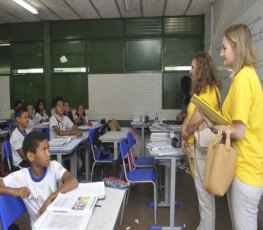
xmin=50 ymin=96 xmax=82 ymax=140
xmin=0 ymin=131 xmax=78 ymax=223
xmin=10 ymin=107 xmax=31 ymax=168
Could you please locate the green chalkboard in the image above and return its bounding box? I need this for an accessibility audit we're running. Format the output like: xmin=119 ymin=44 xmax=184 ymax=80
xmin=52 ymin=40 xmax=87 ymax=68
xmin=0 ymin=46 xmax=10 ymax=75
xmin=52 ymin=74 xmax=88 ymax=108
xmin=89 ymin=40 xmax=123 ymax=73
xmin=11 ymin=42 xmax=43 ymax=69
xmin=162 ymin=72 xmax=190 ymax=109
xmin=10 ymin=74 xmax=44 ymax=106
xmin=126 ymin=39 xmax=162 ymax=71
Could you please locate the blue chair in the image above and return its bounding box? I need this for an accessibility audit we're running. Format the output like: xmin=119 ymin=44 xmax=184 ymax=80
xmin=119 ymin=138 xmax=158 ymax=224
xmin=89 ymin=128 xmax=114 ymax=181
xmin=127 ymin=131 xmax=156 ymax=168
xmin=0 ymin=194 xmax=27 ymax=230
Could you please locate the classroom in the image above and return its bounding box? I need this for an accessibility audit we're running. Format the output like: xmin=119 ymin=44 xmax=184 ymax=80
xmin=0 ymin=0 xmax=263 ymax=229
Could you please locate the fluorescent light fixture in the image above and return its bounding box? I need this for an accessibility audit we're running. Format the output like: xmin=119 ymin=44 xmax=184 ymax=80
xmin=124 ymin=0 xmax=131 ymax=10
xmin=12 ymin=0 xmax=38 ymax=14
xmin=165 ymin=66 xmax=191 ymax=71
xmin=0 ymin=43 xmax=10 ymax=46
xmin=14 ymin=68 xmax=43 ymax=74
xmin=54 ymin=67 xmax=87 ymax=73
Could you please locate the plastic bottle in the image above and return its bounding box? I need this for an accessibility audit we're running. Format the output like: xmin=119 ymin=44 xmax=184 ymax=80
xmin=155 ymin=113 xmax=158 ymax=123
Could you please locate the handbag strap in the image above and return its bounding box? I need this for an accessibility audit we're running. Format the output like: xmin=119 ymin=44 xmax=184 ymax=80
xmin=214 ymin=86 xmax=222 ymax=113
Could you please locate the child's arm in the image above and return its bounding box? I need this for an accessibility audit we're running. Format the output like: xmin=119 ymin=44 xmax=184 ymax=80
xmin=37 ymin=171 xmax=78 ymax=217
xmin=52 ymin=125 xmax=82 ymax=137
xmin=0 ymin=179 xmax=30 ymax=199
xmin=16 ymin=147 xmax=27 ymax=160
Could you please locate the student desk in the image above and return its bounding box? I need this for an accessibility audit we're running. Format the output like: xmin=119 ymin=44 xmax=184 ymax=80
xmin=99 ymin=130 xmax=129 ymax=160
xmin=0 ymin=130 xmax=9 ymax=138
xmin=87 ymin=187 xmax=126 ymax=229
xmin=130 ymin=121 xmax=151 ymax=157
xmin=33 ymin=124 xmax=50 ymax=140
xmin=34 ymin=185 xmax=125 ymax=230
xmin=149 ymin=148 xmax=185 ymax=230
xmin=49 ymin=132 xmax=90 ymax=181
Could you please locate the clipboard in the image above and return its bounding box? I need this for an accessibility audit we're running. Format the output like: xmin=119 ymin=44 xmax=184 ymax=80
xmin=191 ymin=94 xmax=231 ymax=125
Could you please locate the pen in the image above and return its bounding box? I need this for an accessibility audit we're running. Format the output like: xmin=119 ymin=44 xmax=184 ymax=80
xmin=95 ymin=205 xmax=101 ymax=207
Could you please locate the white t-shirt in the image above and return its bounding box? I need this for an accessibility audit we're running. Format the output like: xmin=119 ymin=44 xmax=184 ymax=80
xmin=10 ymin=128 xmax=31 ymax=167
xmin=28 ymin=117 xmax=36 ymax=130
xmin=34 ymin=111 xmax=49 ymax=124
xmin=3 ymin=161 xmax=66 ymax=222
xmin=49 ymin=114 xmax=74 ymax=140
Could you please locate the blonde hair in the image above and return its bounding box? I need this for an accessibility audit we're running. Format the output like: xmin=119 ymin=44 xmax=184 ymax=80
xmin=224 ymin=24 xmax=258 ymax=78
xmin=192 ymin=52 xmax=222 ymax=95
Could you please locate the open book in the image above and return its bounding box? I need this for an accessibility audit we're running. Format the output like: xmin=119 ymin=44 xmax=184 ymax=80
xmin=191 ymin=94 xmax=231 ymax=125
xmin=33 ymin=193 xmax=98 ymax=230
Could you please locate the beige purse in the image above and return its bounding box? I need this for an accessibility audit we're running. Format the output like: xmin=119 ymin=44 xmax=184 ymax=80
xmin=204 ymin=126 xmax=237 ymax=196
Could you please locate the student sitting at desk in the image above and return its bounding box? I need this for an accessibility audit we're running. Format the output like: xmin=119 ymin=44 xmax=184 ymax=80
xmin=10 ymin=99 xmax=24 ymax=129
xmin=10 ymin=108 xmax=31 ymax=168
xmin=74 ymin=104 xmax=89 ymax=126
xmin=26 ymin=103 xmax=36 ymax=130
xmin=34 ymin=99 xmax=49 ymax=125
xmin=64 ymin=100 xmax=74 ymax=123
xmin=0 ymin=131 xmax=78 ymax=223
xmin=50 ymin=96 xmax=82 ymax=140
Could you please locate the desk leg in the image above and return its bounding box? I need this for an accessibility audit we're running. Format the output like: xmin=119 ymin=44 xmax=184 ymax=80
xmin=70 ymin=152 xmax=77 ymax=177
xmin=84 ymin=143 xmax=90 ymax=182
xmin=112 ymin=141 xmax=119 ymax=177
xmin=170 ymin=158 xmax=176 ymax=227
xmin=57 ymin=154 xmax=62 ymax=165
xmin=141 ymin=126 xmax=145 ymax=157
xmin=158 ymin=164 xmax=170 ymax=207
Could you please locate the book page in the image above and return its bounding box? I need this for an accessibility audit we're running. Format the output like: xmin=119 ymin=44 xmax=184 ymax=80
xmin=33 ymin=212 xmax=91 ymax=230
xmin=47 ymin=193 xmax=97 ymax=213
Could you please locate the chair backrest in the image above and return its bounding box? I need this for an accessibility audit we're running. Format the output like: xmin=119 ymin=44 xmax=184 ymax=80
xmin=0 ymin=194 xmax=27 ymax=230
xmin=3 ymin=140 xmax=12 ymax=172
xmin=119 ymin=139 xmax=130 ymax=180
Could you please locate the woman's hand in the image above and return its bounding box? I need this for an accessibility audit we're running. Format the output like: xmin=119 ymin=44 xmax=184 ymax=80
xmin=201 ymin=114 xmax=213 ymax=128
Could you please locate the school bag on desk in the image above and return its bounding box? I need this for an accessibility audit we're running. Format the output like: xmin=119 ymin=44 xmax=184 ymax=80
xmin=107 ymin=119 xmax=121 ymax=131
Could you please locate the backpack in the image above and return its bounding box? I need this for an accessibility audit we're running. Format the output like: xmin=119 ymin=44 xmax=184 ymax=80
xmin=107 ymin=119 xmax=121 ymax=131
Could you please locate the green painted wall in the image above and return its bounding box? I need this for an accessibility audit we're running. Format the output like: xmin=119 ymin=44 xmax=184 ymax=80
xmin=0 ymin=16 xmax=204 ymax=110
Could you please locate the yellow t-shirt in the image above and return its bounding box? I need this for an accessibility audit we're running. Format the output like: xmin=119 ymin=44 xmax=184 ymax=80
xmin=222 ymin=66 xmax=263 ymax=187
xmin=184 ymin=86 xmax=220 ymax=145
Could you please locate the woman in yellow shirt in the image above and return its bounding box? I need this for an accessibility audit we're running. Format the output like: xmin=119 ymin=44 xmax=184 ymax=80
xmin=181 ymin=52 xmax=222 ymax=230
xmin=205 ymin=24 xmax=263 ymax=230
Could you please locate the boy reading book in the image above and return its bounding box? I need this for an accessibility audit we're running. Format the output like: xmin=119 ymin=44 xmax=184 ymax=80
xmin=0 ymin=131 xmax=78 ymax=223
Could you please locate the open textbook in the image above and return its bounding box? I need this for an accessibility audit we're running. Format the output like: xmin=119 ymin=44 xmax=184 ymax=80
xmin=33 ymin=193 xmax=98 ymax=230
xmin=191 ymin=94 xmax=231 ymax=125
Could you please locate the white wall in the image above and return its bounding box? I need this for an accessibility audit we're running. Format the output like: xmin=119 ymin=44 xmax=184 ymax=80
xmin=88 ymin=73 xmax=179 ymax=121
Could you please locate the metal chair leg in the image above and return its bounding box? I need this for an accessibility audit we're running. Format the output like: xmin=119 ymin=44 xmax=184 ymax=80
xmin=90 ymin=162 xmax=96 ymax=181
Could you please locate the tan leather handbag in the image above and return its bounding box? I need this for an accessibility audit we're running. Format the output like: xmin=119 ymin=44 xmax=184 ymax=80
xmin=204 ymin=125 xmax=237 ymax=196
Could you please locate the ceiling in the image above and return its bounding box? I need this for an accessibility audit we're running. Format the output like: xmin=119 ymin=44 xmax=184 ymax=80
xmin=0 ymin=0 xmax=211 ymax=24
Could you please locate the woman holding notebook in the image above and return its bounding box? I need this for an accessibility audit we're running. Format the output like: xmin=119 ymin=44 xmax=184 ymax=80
xmin=181 ymin=52 xmax=222 ymax=230
xmin=204 ymin=24 xmax=263 ymax=230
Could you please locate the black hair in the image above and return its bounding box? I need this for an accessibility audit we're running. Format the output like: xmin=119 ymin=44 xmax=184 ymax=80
xmin=23 ymin=131 xmax=47 ymax=155
xmin=52 ymin=96 xmax=64 ymax=108
xmin=15 ymin=107 xmax=27 ymax=118
xmin=35 ymin=99 xmax=46 ymax=114
xmin=64 ymin=101 xmax=74 ymax=122
xmin=181 ymin=76 xmax=191 ymax=106
xmin=75 ymin=104 xmax=85 ymax=116
xmin=13 ymin=100 xmax=23 ymax=110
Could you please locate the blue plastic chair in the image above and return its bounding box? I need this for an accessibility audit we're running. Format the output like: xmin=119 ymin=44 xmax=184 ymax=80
xmin=119 ymin=138 xmax=158 ymax=224
xmin=0 ymin=194 xmax=27 ymax=230
xmin=127 ymin=131 xmax=156 ymax=168
xmin=3 ymin=140 xmax=13 ymax=172
xmin=89 ymin=128 xmax=114 ymax=181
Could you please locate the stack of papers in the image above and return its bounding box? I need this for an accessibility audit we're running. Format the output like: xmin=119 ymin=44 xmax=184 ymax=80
xmin=150 ymin=147 xmax=184 ymax=157
xmin=150 ymin=132 xmax=170 ymax=142
xmin=146 ymin=141 xmax=172 ymax=150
